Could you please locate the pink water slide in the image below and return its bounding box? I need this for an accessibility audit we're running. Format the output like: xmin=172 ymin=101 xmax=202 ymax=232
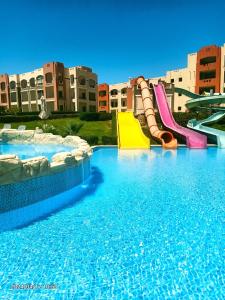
xmin=153 ymin=83 xmax=207 ymax=148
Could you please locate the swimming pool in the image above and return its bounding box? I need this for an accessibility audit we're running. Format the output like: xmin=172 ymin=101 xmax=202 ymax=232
xmin=0 ymin=147 xmax=224 ymax=299
xmin=0 ymin=143 xmax=73 ymax=161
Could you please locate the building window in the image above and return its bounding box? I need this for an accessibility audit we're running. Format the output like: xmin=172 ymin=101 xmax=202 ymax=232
xmin=58 ymin=73 xmax=63 ymax=84
xmin=30 ymin=90 xmax=36 ymax=101
xmin=37 ymin=90 xmax=44 ymax=99
xmin=178 ymin=106 xmax=182 ymax=111
xmin=171 ymin=79 xmax=174 ymax=83
xmin=70 ymin=88 xmax=75 ymax=99
xmin=36 ymin=75 xmax=44 ymax=86
xmin=31 ymin=104 xmax=38 ymax=112
xmin=21 ymin=79 xmax=28 ymax=89
xmin=99 ymin=90 xmax=107 ymax=97
xmin=10 ymin=92 xmax=17 ymax=102
xmin=78 ymin=76 xmax=86 ymax=85
xmin=200 ymin=70 xmax=216 ymax=80
xmin=59 ymin=105 xmax=64 ymax=111
xmin=9 ymin=81 xmax=16 ymax=90
xmin=79 ymin=89 xmax=86 ymax=100
xmin=58 ymin=91 xmax=64 ymax=99
xmin=45 ymin=72 xmax=53 ymax=84
xmin=199 ymin=86 xmax=215 ymax=95
xmin=178 ymin=93 xmax=182 ymax=96
xmin=1 ymin=93 xmax=7 ymax=103
xmin=80 ymin=105 xmax=86 ymax=112
xmin=89 ymin=105 xmax=96 ymax=112
xmin=110 ymin=89 xmax=118 ymax=96
xmin=45 ymin=86 xmax=54 ymax=98
xmin=21 ymin=91 xmax=28 ymax=101
xmin=89 ymin=79 xmax=96 ymax=88
xmin=121 ymin=88 xmax=127 ymax=95
xmin=30 ymin=78 xmax=36 ymax=87
xmin=178 ymin=77 xmax=182 ymax=82
xmin=200 ymin=56 xmax=216 ymax=65
xmin=99 ymin=101 xmax=107 ymax=106
xmin=89 ymin=92 xmax=96 ymax=101
xmin=122 ymin=99 xmax=127 ymax=106
xmin=70 ymin=75 xmax=74 ymax=84
xmin=111 ymin=100 xmax=118 ymax=107
xmin=22 ymin=104 xmax=29 ymax=112
xmin=0 ymin=82 xmax=6 ymax=91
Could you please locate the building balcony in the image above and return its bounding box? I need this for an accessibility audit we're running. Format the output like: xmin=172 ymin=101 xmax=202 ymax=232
xmin=197 ymin=62 xmax=217 ymax=71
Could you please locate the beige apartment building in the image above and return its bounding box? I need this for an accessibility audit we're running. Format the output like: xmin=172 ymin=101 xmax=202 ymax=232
xmin=0 ymin=62 xmax=97 ymax=113
xmin=109 ymin=82 xmax=128 ymax=112
xmin=149 ymin=52 xmax=197 ymax=112
xmin=97 ymin=54 xmax=196 ymax=114
xmin=98 ymin=43 xmax=225 ymax=114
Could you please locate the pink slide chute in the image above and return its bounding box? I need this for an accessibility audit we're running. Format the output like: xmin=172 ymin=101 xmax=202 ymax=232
xmin=153 ymin=83 xmax=207 ymax=148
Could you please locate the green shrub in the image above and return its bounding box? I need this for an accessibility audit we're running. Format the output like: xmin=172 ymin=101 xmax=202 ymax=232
xmin=63 ymin=122 xmax=84 ymax=136
xmin=80 ymin=112 xmax=112 ymax=121
xmin=111 ymin=111 xmax=117 ymax=137
xmin=49 ymin=114 xmax=79 ymax=119
xmin=51 ymin=111 xmax=79 ymax=116
xmin=0 ymin=115 xmax=40 ymax=122
xmin=102 ymin=136 xmax=117 ymax=145
xmin=16 ymin=111 xmax=39 ymax=116
xmin=39 ymin=123 xmax=59 ymax=135
xmin=79 ymin=135 xmax=99 ymax=145
xmin=98 ymin=113 xmax=112 ymax=121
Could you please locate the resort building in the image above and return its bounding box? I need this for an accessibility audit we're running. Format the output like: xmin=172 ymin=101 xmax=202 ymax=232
xmin=98 ymin=43 xmax=225 ymax=113
xmin=150 ymin=52 xmax=197 ymax=112
xmin=0 ymin=63 xmax=97 ymax=113
xmin=98 ymin=83 xmax=110 ymax=112
xmin=98 ymin=81 xmax=134 ymax=113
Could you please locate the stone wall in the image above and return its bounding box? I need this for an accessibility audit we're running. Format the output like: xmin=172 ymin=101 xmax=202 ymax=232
xmin=0 ymin=130 xmax=92 ymax=185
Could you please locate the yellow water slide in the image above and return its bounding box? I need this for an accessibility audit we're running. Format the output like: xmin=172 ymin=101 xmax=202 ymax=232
xmin=117 ymin=112 xmax=150 ymax=149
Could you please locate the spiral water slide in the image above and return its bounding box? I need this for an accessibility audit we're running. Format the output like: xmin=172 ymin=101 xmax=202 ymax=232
xmin=183 ymin=91 xmax=225 ymax=147
xmin=153 ymin=83 xmax=207 ymax=148
xmin=137 ymin=76 xmax=177 ymax=149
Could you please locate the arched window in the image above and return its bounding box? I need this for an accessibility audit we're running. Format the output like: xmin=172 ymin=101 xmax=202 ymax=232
xmin=36 ymin=75 xmax=44 ymax=85
xmin=70 ymin=75 xmax=74 ymax=84
xmin=45 ymin=72 xmax=53 ymax=84
xmin=9 ymin=81 xmax=16 ymax=90
xmin=89 ymin=79 xmax=95 ymax=88
xmin=78 ymin=76 xmax=86 ymax=85
xmin=29 ymin=78 xmax=35 ymax=87
xmin=21 ymin=79 xmax=27 ymax=89
xmin=0 ymin=82 xmax=6 ymax=91
xmin=58 ymin=73 xmax=63 ymax=83
xmin=121 ymin=88 xmax=127 ymax=95
xmin=110 ymin=89 xmax=118 ymax=96
xmin=99 ymin=90 xmax=107 ymax=97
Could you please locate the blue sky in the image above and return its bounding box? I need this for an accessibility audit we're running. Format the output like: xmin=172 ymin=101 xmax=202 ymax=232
xmin=0 ymin=0 xmax=224 ymax=84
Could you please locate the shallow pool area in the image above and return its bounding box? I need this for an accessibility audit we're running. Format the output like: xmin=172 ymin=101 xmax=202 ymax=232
xmin=0 ymin=147 xmax=224 ymax=299
xmin=0 ymin=143 xmax=73 ymax=161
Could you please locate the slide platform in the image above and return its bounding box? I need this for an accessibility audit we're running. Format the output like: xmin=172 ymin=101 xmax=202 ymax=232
xmin=117 ymin=112 xmax=150 ymax=149
xmin=153 ymin=83 xmax=207 ymax=148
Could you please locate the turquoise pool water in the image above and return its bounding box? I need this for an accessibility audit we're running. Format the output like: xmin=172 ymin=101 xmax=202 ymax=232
xmin=0 ymin=143 xmax=73 ymax=161
xmin=0 ymin=147 xmax=224 ymax=299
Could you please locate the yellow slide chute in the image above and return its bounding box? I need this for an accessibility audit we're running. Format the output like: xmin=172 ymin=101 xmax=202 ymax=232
xmin=117 ymin=112 xmax=150 ymax=149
